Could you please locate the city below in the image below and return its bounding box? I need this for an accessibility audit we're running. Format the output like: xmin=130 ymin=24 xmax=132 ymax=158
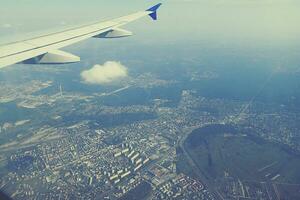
xmin=0 ymin=74 xmax=299 ymax=200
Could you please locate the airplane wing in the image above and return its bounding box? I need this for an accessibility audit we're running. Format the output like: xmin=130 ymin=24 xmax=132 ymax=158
xmin=0 ymin=3 xmax=162 ymax=69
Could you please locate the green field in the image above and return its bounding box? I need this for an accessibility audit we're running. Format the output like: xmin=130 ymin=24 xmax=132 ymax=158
xmin=177 ymin=124 xmax=300 ymax=199
xmin=184 ymin=124 xmax=300 ymax=183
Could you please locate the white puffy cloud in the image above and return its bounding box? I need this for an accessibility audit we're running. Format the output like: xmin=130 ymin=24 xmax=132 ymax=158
xmin=81 ymin=61 xmax=128 ymax=85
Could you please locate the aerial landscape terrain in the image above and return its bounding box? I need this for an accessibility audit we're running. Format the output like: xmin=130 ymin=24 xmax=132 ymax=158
xmin=1 ymin=0 xmax=300 ymax=199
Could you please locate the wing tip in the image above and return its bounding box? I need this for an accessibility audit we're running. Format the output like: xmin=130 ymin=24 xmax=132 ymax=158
xmin=146 ymin=3 xmax=162 ymax=12
xmin=146 ymin=3 xmax=162 ymax=20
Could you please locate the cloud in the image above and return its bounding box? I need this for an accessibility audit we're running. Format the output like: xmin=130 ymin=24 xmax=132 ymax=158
xmin=81 ymin=61 xmax=128 ymax=85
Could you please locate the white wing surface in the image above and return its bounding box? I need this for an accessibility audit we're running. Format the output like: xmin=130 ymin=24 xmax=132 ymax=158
xmin=0 ymin=3 xmax=162 ymax=69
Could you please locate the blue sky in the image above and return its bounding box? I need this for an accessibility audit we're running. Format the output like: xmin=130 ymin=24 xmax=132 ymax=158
xmin=1 ymin=0 xmax=300 ymax=46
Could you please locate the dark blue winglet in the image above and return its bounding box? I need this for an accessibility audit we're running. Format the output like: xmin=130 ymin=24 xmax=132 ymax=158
xmin=146 ymin=3 xmax=162 ymax=20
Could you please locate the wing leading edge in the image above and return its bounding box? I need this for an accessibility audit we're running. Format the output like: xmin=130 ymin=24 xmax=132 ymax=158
xmin=0 ymin=3 xmax=162 ymax=69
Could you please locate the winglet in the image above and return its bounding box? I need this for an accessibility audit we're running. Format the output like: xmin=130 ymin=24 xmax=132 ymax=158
xmin=146 ymin=3 xmax=162 ymax=20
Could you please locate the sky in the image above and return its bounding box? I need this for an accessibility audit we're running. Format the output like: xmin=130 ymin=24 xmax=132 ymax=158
xmin=1 ymin=0 xmax=300 ymax=46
